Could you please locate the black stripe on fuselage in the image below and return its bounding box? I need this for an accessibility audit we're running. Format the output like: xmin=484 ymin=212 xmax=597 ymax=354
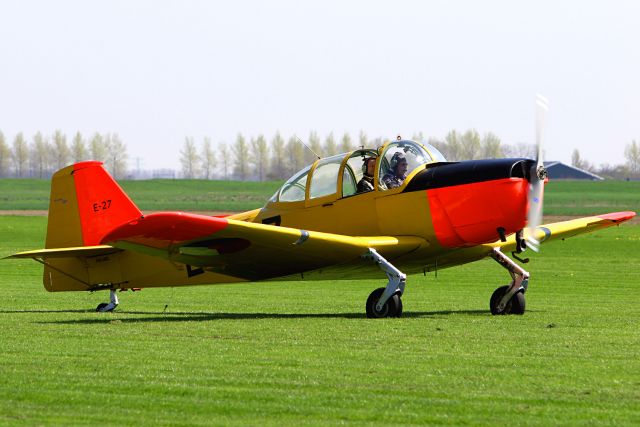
xmin=403 ymin=158 xmax=534 ymax=192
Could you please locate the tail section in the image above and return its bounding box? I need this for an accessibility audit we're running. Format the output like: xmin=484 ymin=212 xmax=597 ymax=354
xmin=46 ymin=161 xmax=142 ymax=248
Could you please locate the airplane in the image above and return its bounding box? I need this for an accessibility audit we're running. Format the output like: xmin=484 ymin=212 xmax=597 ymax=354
xmin=5 ymin=98 xmax=636 ymax=317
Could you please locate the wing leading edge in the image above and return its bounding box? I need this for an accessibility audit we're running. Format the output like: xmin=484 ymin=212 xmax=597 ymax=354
xmin=488 ymin=211 xmax=636 ymax=253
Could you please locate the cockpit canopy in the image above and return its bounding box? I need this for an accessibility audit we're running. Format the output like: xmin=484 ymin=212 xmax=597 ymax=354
xmin=271 ymin=139 xmax=447 ymax=204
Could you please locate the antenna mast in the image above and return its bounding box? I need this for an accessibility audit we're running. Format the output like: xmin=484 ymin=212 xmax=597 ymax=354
xmin=296 ymin=136 xmax=321 ymax=160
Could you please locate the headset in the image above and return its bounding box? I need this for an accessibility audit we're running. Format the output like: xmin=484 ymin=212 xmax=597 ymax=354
xmin=389 ymin=152 xmax=407 ymax=170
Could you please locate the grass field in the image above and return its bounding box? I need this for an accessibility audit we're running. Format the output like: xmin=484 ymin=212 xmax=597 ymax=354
xmin=1 ymin=178 xmax=639 ymax=215
xmin=0 ymin=179 xmax=282 ymax=212
xmin=1 ymin=216 xmax=638 ymax=426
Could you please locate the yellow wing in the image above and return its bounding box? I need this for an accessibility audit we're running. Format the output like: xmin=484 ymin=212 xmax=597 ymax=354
xmin=99 ymin=212 xmax=426 ymax=281
xmin=488 ymin=211 xmax=636 ymax=253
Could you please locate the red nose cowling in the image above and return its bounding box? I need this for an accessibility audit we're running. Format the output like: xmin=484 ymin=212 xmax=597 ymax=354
xmin=405 ymin=159 xmax=534 ymax=248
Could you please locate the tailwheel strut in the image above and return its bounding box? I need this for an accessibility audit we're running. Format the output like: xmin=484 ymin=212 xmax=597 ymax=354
xmin=489 ymin=248 xmax=529 ymax=315
xmin=96 ymin=289 xmax=119 ymax=312
xmin=362 ymin=248 xmax=406 ymax=318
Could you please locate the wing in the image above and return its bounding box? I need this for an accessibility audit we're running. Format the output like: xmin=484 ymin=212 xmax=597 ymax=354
xmin=100 ymin=212 xmax=427 ymax=281
xmin=489 ymin=211 xmax=636 ymax=252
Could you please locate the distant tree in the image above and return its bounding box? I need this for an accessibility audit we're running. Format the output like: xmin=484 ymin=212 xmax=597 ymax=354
xmin=180 ymin=137 xmax=200 ymax=179
xmin=286 ymin=135 xmax=306 ymax=176
xmin=412 ymin=131 xmax=425 ymax=142
xmin=51 ymin=130 xmax=70 ymax=170
xmin=201 ymin=137 xmax=215 ymax=179
xmin=571 ymin=149 xmax=582 ymax=168
xmin=31 ymin=132 xmax=50 ymax=178
xmin=428 ymin=137 xmax=448 ymax=160
xmin=12 ymin=133 xmax=29 ymax=177
xmin=444 ymin=130 xmax=463 ymax=161
xmin=219 ymin=142 xmax=230 ymax=180
xmin=597 ymin=163 xmax=628 ymax=180
xmin=0 ymin=131 xmax=11 ymax=177
xmin=481 ymin=132 xmax=503 ymax=158
xmin=251 ymin=134 xmax=269 ymax=181
xmin=503 ymin=142 xmax=536 ymax=158
xmin=232 ymin=133 xmax=249 ymax=180
xmin=339 ymin=132 xmax=353 ymax=153
xmin=269 ymin=131 xmax=286 ymax=179
xmin=307 ymin=131 xmax=323 ymax=163
xmin=358 ymin=130 xmax=368 ymax=149
xmin=324 ymin=132 xmax=338 ymax=156
xmin=89 ymin=133 xmax=107 ymax=162
xmin=570 ymin=148 xmax=594 ymax=172
xmin=460 ymin=129 xmax=481 ymax=160
xmin=369 ymin=136 xmax=384 ymax=147
xmin=71 ymin=131 xmax=87 ymax=163
xmin=624 ymin=140 xmax=640 ymax=176
xmin=105 ymin=133 xmax=128 ymax=179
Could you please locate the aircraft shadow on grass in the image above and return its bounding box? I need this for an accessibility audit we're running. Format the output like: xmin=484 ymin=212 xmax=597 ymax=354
xmin=0 ymin=309 xmax=491 ymax=324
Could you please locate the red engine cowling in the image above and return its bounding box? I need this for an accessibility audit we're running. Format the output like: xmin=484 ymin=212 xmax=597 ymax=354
xmin=427 ymin=177 xmax=530 ymax=248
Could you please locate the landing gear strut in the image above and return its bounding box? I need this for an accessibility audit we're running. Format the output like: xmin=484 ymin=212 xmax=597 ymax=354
xmin=96 ymin=289 xmax=119 ymax=312
xmin=363 ymin=249 xmax=406 ymax=318
xmin=489 ymin=248 xmax=529 ymax=315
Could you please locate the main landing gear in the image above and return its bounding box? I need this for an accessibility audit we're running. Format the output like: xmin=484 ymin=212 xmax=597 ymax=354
xmin=489 ymin=248 xmax=529 ymax=315
xmin=363 ymin=249 xmax=406 ymax=318
xmin=96 ymin=289 xmax=119 ymax=312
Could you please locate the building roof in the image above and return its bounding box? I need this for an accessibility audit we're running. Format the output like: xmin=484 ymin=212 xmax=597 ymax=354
xmin=543 ymin=161 xmax=604 ymax=181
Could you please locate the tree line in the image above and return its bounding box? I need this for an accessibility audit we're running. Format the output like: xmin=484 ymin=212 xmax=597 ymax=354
xmin=1 ymin=129 xmax=637 ymax=181
xmin=0 ymin=131 xmax=128 ymax=179
xmin=180 ymin=130 xmax=640 ymax=181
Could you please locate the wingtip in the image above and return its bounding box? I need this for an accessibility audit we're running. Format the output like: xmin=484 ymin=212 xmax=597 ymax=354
xmin=596 ymin=211 xmax=636 ymax=223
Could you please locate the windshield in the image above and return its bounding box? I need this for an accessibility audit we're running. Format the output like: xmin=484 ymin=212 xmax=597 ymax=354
xmin=278 ymin=165 xmax=311 ymax=202
xmin=424 ymin=143 xmax=447 ymax=162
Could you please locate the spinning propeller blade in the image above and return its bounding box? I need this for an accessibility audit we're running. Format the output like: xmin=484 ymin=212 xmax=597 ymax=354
xmin=525 ymin=94 xmax=549 ymax=251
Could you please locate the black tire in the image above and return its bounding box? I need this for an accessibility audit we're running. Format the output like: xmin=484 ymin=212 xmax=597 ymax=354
xmin=366 ymin=287 xmax=402 ymax=318
xmin=510 ymin=291 xmax=526 ymax=315
xmin=96 ymin=302 xmax=109 ymax=312
xmin=490 ymin=286 xmax=526 ymax=315
xmin=391 ymin=295 xmax=403 ymax=318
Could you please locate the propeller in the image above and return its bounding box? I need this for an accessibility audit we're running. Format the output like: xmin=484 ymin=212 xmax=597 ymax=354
xmin=524 ymin=94 xmax=549 ymax=251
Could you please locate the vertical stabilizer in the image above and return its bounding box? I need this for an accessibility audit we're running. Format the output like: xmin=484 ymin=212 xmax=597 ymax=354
xmin=46 ymin=161 xmax=142 ymax=248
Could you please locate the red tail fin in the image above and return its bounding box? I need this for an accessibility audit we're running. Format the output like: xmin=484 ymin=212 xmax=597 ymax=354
xmin=46 ymin=161 xmax=142 ymax=247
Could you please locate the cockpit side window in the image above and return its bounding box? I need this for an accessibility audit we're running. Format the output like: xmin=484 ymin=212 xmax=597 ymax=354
xmin=342 ymin=167 xmax=357 ymax=197
xmin=279 ymin=165 xmax=311 ymax=202
xmin=343 ymin=150 xmax=378 ymax=197
xmin=309 ymin=154 xmax=343 ymax=199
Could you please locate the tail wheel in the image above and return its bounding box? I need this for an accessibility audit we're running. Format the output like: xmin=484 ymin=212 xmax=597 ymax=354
xmin=490 ymin=285 xmax=526 ymax=315
xmin=366 ymin=287 xmax=403 ymax=318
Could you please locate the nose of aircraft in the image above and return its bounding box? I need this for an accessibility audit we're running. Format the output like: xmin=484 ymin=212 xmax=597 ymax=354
xmin=405 ymin=158 xmax=537 ymax=248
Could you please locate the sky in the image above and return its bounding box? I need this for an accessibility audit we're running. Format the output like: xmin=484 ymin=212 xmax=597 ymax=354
xmin=1 ymin=0 xmax=639 ymax=170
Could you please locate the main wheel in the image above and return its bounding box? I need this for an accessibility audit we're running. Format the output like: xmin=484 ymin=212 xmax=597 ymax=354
xmin=96 ymin=302 xmax=109 ymax=312
xmin=366 ymin=287 xmax=403 ymax=318
xmin=490 ymin=285 xmax=525 ymax=315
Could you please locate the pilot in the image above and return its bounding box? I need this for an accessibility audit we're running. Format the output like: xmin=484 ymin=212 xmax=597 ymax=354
xmin=382 ymin=152 xmax=408 ymax=189
xmin=357 ymin=157 xmax=376 ymax=193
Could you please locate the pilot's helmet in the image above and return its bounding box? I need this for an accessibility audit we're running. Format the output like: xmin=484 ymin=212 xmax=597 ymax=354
xmin=389 ymin=152 xmax=407 ymax=170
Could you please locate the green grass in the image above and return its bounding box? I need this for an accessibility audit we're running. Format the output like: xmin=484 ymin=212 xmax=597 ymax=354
xmin=544 ymin=180 xmax=640 ymax=215
xmin=1 ymin=178 xmax=639 ymax=215
xmin=0 ymin=216 xmax=639 ymax=426
xmin=0 ymin=179 xmax=283 ymax=212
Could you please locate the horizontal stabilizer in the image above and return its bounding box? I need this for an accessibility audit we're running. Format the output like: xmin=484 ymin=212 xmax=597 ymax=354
xmin=6 ymin=245 xmax=120 ymax=260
